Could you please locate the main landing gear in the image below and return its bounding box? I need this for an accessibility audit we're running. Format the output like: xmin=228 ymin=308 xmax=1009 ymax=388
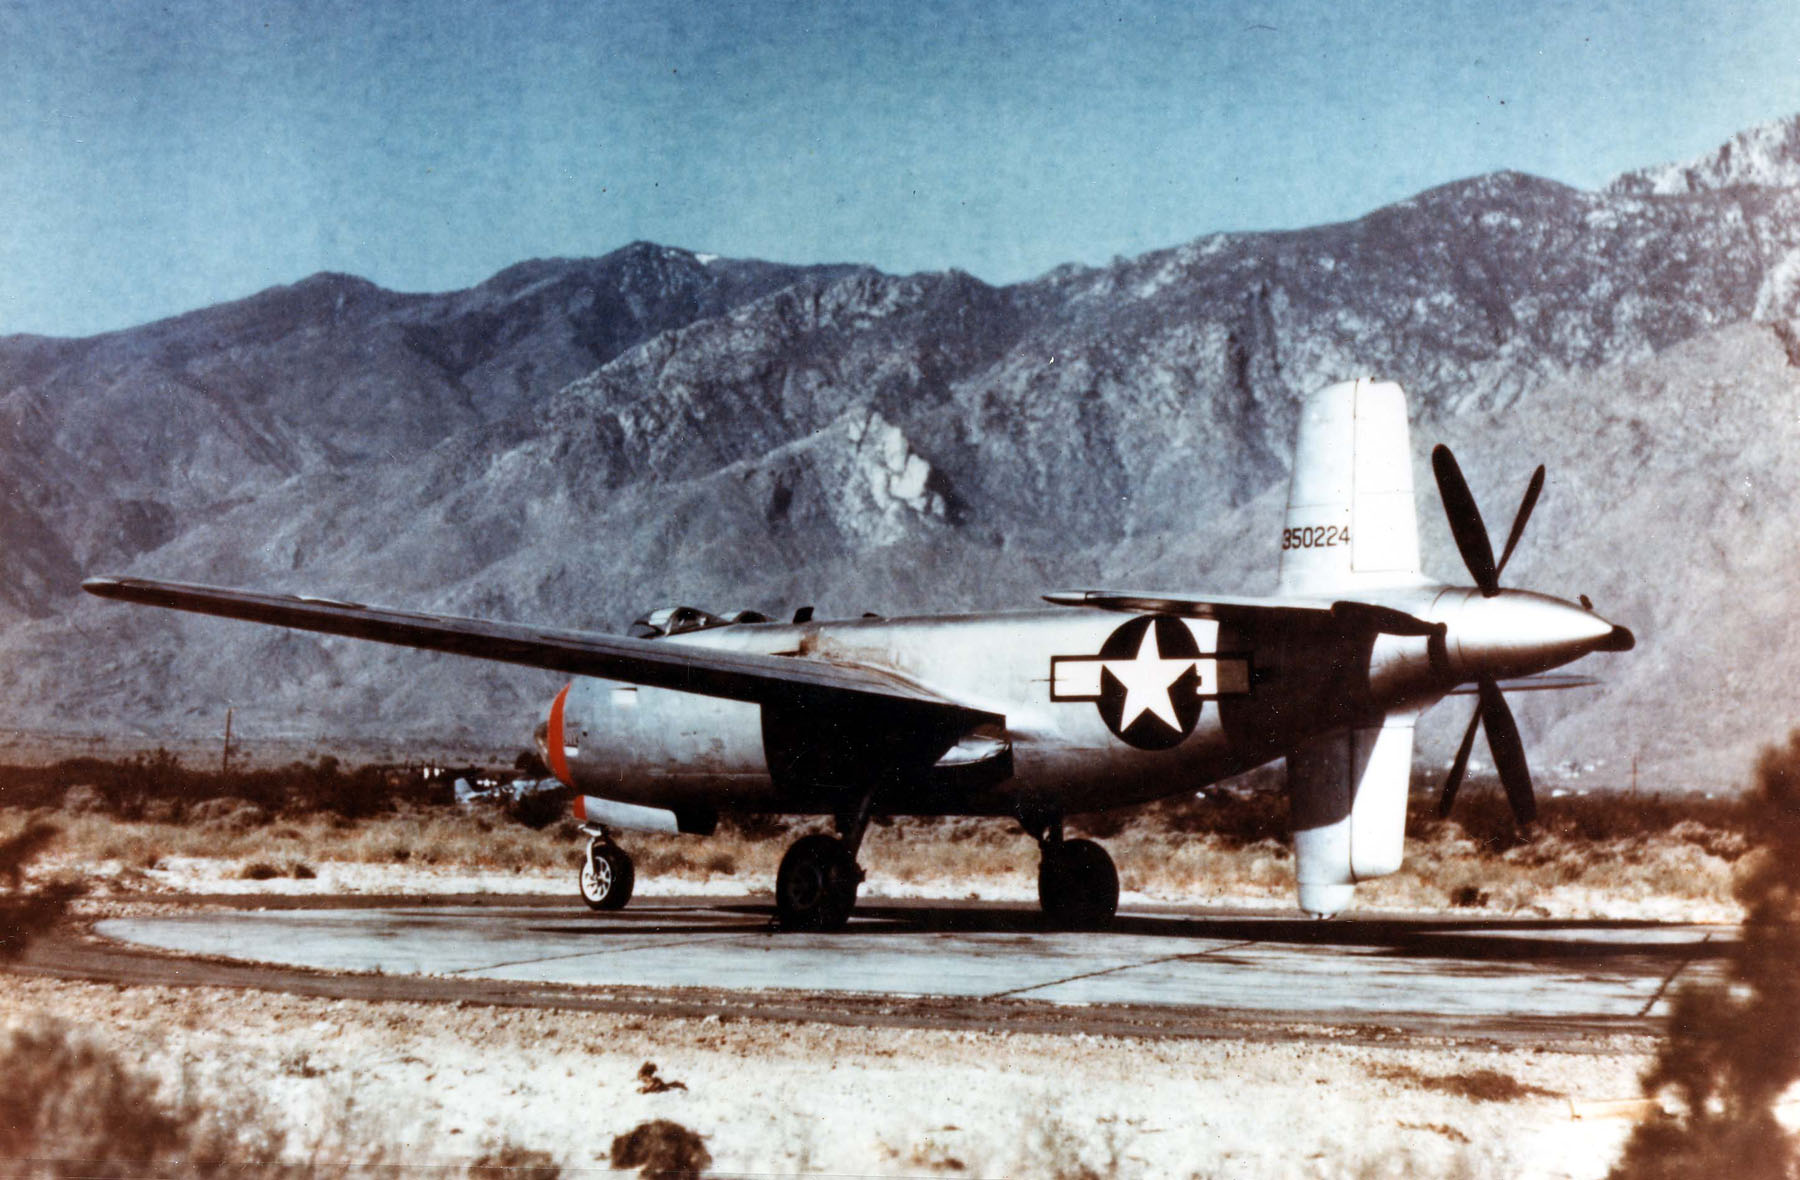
xmin=774 ymin=797 xmax=873 ymax=932
xmin=1027 ymin=814 xmax=1119 ymax=929
xmin=577 ymin=825 xmax=635 ymax=911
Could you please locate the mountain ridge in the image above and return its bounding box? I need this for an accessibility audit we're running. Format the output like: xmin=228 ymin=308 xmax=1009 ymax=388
xmin=3 ymin=121 xmax=1798 ymax=788
xmin=1608 ymin=113 xmax=1800 ymax=196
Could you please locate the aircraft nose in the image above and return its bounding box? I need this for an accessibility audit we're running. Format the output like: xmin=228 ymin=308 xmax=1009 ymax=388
xmin=1439 ymin=590 xmax=1631 ymax=680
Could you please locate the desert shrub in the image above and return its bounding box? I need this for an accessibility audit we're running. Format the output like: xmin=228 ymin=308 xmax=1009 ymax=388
xmin=0 ymin=752 xmax=182 ymax=812
xmin=500 ymin=788 xmax=570 ymax=830
xmin=0 ymin=820 xmax=69 ymax=962
xmin=469 ymin=1143 xmax=562 ymax=1180
xmin=0 ymin=887 xmax=68 ymax=962
xmin=0 ymin=1020 xmax=194 ymax=1169
xmin=0 ymin=821 xmax=58 ymax=889
xmin=511 ymin=749 xmax=551 ymax=779
xmin=248 ymin=757 xmax=434 ymax=818
xmin=1428 ymin=781 xmax=1746 ymax=850
xmin=0 ymin=752 xmax=479 ymax=820
xmin=1113 ymin=771 xmax=1744 ymax=861
xmin=609 ymin=1120 xmax=711 ymax=1179
xmin=1132 ymin=765 xmax=1288 ymax=844
xmin=633 ymin=847 xmax=695 ymax=876
xmin=718 ymin=812 xmax=793 ymax=840
xmin=59 ymin=783 xmax=109 ymax=815
xmin=0 ymin=1018 xmax=289 ymax=1177
xmin=1449 ymin=884 xmax=1489 ymax=909
xmin=1372 ymin=1063 xmax=1557 ymax=1102
xmin=1070 ymin=809 xmax=1129 ymax=839
xmin=190 ymin=798 xmax=271 ymax=831
xmin=1609 ymin=731 xmax=1800 ymax=1178
xmin=0 ymin=1019 xmax=516 ymax=1177
xmin=140 ymin=797 xmax=185 ymax=823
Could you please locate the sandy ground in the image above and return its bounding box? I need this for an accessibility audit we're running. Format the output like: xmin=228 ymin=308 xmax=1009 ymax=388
xmin=2 ymin=971 xmax=1659 ymax=1179
xmin=9 ymin=841 xmax=1729 ymax=1176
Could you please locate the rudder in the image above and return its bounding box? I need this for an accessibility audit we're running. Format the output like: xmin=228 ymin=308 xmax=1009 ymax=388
xmin=1277 ymin=379 xmax=1423 ymax=595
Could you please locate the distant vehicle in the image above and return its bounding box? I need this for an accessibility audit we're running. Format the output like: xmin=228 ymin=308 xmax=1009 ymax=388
xmin=87 ymin=379 xmax=1632 ymax=930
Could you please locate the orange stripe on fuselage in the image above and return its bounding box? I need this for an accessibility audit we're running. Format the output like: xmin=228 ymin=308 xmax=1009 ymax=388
xmin=546 ymin=682 xmax=573 ymax=786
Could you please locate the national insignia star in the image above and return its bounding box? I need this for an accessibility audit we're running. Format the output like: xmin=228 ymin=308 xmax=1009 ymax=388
xmin=1103 ymin=624 xmax=1193 ymax=731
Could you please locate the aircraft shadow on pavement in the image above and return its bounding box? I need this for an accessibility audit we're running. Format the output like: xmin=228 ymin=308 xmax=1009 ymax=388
xmin=529 ymin=900 xmax=1730 ymax=967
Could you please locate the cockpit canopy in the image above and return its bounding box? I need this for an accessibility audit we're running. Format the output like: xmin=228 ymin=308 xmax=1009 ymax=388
xmin=630 ymin=605 xmax=773 ymax=638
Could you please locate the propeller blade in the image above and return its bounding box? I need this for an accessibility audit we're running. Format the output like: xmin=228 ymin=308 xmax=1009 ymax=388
xmin=1495 ymin=465 xmax=1546 ymax=579
xmin=1431 ymin=445 xmax=1499 ymax=596
xmin=1438 ymin=704 xmax=1483 ymax=818
xmin=1477 ymin=676 xmax=1537 ymax=826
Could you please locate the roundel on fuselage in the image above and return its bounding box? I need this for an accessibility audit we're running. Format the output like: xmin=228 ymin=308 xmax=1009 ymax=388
xmin=1051 ymin=615 xmax=1204 ymax=750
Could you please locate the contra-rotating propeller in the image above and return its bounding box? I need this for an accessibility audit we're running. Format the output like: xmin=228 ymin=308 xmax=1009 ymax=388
xmin=1431 ymin=445 xmax=1546 ymax=827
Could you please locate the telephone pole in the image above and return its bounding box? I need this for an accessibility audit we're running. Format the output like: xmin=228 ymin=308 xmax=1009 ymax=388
xmin=221 ymin=707 xmax=234 ymax=779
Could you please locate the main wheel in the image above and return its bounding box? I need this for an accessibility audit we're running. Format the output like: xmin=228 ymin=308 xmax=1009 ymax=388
xmin=1038 ymin=838 xmax=1119 ymax=929
xmin=579 ymin=840 xmax=635 ymax=911
xmin=775 ymin=834 xmax=861 ymax=932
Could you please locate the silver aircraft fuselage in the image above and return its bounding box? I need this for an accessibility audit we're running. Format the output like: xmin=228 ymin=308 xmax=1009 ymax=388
xmin=548 ymin=584 xmax=1619 ymax=819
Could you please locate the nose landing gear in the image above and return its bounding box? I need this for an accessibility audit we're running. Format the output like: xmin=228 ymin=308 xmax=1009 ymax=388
xmin=578 ymin=826 xmax=635 ymax=911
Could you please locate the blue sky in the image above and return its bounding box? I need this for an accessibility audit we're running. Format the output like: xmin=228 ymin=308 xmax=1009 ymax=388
xmin=4 ymin=0 xmax=1799 ymax=337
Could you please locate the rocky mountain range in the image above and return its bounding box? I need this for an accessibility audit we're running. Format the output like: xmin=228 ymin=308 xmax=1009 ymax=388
xmin=3 ymin=114 xmax=1800 ymax=789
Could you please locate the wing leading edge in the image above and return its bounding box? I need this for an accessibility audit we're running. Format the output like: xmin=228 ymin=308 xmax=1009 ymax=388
xmin=82 ymin=576 xmax=1000 ymax=729
xmin=1043 ymin=588 xmax=1337 ymax=619
xmin=1043 ymin=588 xmax=1443 ymax=637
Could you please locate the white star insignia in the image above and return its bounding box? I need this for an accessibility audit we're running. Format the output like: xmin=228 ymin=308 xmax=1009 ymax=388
xmin=1103 ymin=624 xmax=1193 ymax=731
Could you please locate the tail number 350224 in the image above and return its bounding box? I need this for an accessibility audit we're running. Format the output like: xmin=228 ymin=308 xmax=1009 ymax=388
xmin=1281 ymin=525 xmax=1350 ymax=550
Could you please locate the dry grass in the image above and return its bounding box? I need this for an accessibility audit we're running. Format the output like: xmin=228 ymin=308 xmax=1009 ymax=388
xmin=1094 ymin=782 xmax=1749 ymax=914
xmin=0 ymin=751 xmax=1757 ymax=914
xmin=7 ymin=806 xmax=575 ymax=872
xmin=0 ymin=796 xmax=1752 ymax=916
xmin=1355 ymin=819 xmax=1741 ymax=915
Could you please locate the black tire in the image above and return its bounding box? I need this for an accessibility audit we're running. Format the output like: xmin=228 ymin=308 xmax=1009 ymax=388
xmin=579 ymin=842 xmax=635 ymax=911
xmin=1038 ymin=838 xmax=1119 ymax=929
xmin=775 ymin=834 xmax=861 ymax=932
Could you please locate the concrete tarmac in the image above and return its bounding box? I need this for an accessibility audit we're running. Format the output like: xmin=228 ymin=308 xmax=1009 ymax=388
xmin=93 ymin=897 xmax=1728 ymax=1039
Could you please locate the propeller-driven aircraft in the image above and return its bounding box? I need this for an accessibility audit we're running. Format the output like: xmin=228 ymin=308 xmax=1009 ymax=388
xmin=85 ymin=379 xmax=1632 ymax=930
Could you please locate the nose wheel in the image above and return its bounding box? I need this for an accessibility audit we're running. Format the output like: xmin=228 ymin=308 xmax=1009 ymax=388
xmin=579 ymin=836 xmax=635 ymax=911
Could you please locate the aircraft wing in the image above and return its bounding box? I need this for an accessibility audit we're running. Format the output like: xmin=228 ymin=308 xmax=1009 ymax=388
xmin=1044 ymin=589 xmax=1337 ymax=617
xmin=82 ymin=576 xmax=1000 ymax=727
xmin=1043 ymin=589 xmax=1443 ymax=636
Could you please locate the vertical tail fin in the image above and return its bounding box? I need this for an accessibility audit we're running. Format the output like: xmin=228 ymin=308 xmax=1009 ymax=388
xmin=1277 ymin=379 xmax=1423 ymax=595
